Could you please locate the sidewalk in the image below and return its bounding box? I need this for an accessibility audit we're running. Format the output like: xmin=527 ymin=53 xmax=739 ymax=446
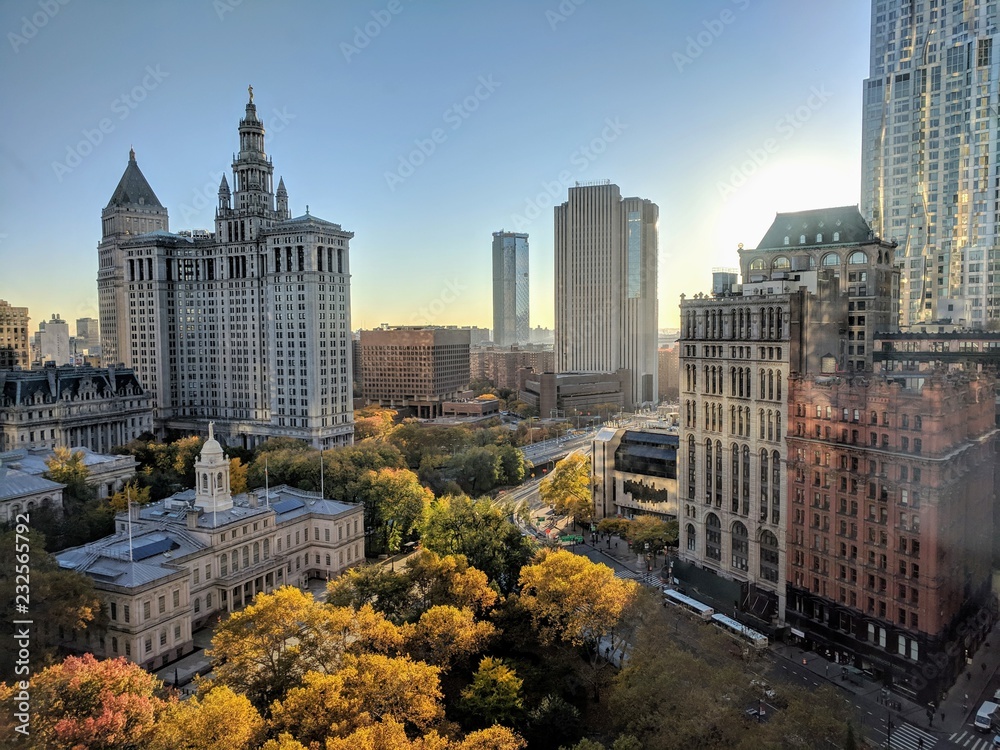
xmin=769 ymin=615 xmax=1000 ymax=739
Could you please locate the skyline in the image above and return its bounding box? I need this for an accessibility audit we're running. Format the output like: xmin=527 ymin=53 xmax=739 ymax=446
xmin=1 ymin=0 xmax=871 ymax=332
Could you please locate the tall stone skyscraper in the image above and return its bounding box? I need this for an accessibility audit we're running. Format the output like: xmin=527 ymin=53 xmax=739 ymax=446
xmin=491 ymin=230 xmax=529 ymax=346
xmin=861 ymin=0 xmax=1000 ymax=327
xmin=97 ymin=88 xmax=355 ymax=449
xmin=554 ymin=182 xmax=658 ymax=406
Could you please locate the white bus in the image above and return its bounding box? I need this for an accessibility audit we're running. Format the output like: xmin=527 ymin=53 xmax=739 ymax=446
xmin=711 ymin=612 xmax=769 ymax=652
xmin=663 ymin=588 xmax=715 ymax=621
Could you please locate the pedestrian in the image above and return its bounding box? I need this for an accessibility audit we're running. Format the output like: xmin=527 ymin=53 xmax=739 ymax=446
xmin=941 ymin=710 xmax=945 ymax=723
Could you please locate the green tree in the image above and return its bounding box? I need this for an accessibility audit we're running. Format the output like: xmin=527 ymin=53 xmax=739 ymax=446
xmin=625 ymin=515 xmax=678 ymax=556
xmin=419 ymin=495 xmax=534 ymax=594
xmin=0 ymin=529 xmax=106 ymax=681
xmin=326 ymin=564 xmax=414 ymax=622
xmin=539 ymin=452 xmax=593 ymax=524
xmin=444 ymin=446 xmax=501 ymax=495
xmin=460 ymin=657 xmax=524 ymax=729
xmin=357 ymin=467 xmax=433 ymax=555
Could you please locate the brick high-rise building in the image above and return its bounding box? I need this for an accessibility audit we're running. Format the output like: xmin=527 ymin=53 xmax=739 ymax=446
xmin=677 ymin=206 xmax=896 ymax=626
xmin=785 ymin=372 xmax=996 ymax=701
xmin=0 ymin=300 xmax=29 ymax=370
xmin=360 ymin=327 xmax=470 ymax=418
xmin=97 ymin=88 xmax=355 ymax=449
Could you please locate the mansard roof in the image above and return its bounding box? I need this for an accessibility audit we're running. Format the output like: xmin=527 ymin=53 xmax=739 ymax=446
xmin=755 ymin=206 xmax=880 ymax=251
xmin=0 ymin=366 xmax=145 ymax=408
xmin=106 ymin=148 xmax=164 ymax=209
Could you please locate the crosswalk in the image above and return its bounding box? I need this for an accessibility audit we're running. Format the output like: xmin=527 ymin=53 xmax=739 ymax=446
xmin=949 ymin=730 xmax=998 ymax=749
xmin=888 ymin=722 xmax=937 ymax=749
xmin=615 ymin=568 xmax=661 ymax=588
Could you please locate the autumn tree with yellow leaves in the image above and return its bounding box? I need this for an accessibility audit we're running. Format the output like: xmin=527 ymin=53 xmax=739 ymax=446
xmin=538 ymin=452 xmax=594 ymax=524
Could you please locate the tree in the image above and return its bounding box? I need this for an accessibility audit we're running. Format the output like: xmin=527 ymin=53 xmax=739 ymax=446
xmin=229 ymin=457 xmax=248 ymax=495
xmin=354 ymin=407 xmax=398 ymax=441
xmin=443 ymin=447 xmax=500 ymax=495
xmin=357 ymin=467 xmax=433 ymax=555
xmin=402 ymin=605 xmax=495 ymax=672
xmin=419 ymin=495 xmax=534 ymax=594
xmin=524 ymin=694 xmax=581 ymax=749
xmin=539 ymin=453 xmax=593 ymax=524
xmin=456 ymin=726 xmax=527 ymax=750
xmin=326 ymin=564 xmax=415 ymax=622
xmin=624 ymin=515 xmax=678 ymax=555
xmin=517 ymin=549 xmax=638 ymax=649
xmin=172 ymin=435 xmax=205 ymax=486
xmin=44 ymin=446 xmax=90 ymax=495
xmin=108 ymin=479 xmax=153 ymax=512
xmin=149 ymin=685 xmax=263 ymax=750
xmin=404 ymin=550 xmax=498 ymax=616
xmin=13 ymin=654 xmax=169 ymax=750
xmin=459 ymin=657 xmax=524 ymax=729
xmin=0 ymin=529 xmax=106 ymax=682
xmin=596 ymin=518 xmax=630 ymax=538
xmin=270 ymin=654 xmax=444 ymax=742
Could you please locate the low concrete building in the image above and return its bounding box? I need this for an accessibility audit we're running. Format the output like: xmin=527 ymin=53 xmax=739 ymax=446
xmin=1 ymin=446 xmax=137 ymax=498
xmin=55 ymin=425 xmax=364 ymax=671
xmin=0 ymin=457 xmax=64 ymax=524
xmin=441 ymin=397 xmax=501 ymax=417
xmin=592 ymin=424 xmax=678 ymax=521
xmin=518 ymin=370 xmax=631 ymax=419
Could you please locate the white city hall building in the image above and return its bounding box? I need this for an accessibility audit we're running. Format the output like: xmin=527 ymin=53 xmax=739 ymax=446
xmin=55 ymin=426 xmax=364 ymax=671
xmin=97 ymin=87 xmax=354 ymax=449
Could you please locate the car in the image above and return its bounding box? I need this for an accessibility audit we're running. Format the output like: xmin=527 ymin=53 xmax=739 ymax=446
xmin=994 ymin=688 xmax=1000 ymax=703
xmin=991 ymin=734 xmax=1000 ymax=748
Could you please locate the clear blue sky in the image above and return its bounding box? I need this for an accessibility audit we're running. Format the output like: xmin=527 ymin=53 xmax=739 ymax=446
xmin=0 ymin=0 xmax=871 ymax=334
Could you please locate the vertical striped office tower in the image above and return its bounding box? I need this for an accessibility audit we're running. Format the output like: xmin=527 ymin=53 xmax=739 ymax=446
xmin=861 ymin=0 xmax=1000 ymax=327
xmin=554 ymin=182 xmax=658 ymax=407
xmin=491 ymin=231 xmax=529 ymax=347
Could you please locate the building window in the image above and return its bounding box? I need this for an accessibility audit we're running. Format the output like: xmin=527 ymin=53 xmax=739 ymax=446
xmin=731 ymin=521 xmax=749 ymax=571
xmin=705 ymin=513 xmax=722 ymax=561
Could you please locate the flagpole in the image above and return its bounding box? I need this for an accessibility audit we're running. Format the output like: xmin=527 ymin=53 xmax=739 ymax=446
xmin=127 ymin=486 xmax=133 ymax=562
xmin=320 ymin=450 xmax=324 ymax=499
xmin=265 ymin=455 xmax=270 ymax=506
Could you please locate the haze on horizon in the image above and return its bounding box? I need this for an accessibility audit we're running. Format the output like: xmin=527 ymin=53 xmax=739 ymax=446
xmin=0 ymin=0 xmax=871 ymax=333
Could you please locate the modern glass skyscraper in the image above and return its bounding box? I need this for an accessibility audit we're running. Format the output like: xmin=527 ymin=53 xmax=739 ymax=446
xmin=491 ymin=231 xmax=529 ymax=346
xmin=554 ymin=182 xmax=658 ymax=406
xmin=861 ymin=0 xmax=1000 ymax=327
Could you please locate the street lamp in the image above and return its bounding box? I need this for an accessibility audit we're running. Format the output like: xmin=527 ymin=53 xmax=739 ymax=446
xmin=527 ymin=416 xmax=539 ymax=445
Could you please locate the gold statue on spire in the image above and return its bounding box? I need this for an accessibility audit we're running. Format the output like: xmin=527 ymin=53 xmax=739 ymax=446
xmin=248 ymin=84 xmax=254 ymax=103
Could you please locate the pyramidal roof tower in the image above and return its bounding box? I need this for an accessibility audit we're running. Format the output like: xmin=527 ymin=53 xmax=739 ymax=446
xmin=98 ymin=148 xmax=169 ymax=366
